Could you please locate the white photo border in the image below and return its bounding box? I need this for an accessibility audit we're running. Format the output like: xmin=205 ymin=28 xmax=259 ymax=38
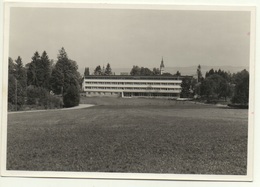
xmin=1 ymin=2 xmax=256 ymax=181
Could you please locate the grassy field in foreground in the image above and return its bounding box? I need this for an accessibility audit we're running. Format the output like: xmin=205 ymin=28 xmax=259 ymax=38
xmin=7 ymin=97 xmax=248 ymax=174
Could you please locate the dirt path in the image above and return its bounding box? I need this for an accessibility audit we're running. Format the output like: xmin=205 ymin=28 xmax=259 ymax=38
xmin=8 ymin=104 xmax=95 ymax=114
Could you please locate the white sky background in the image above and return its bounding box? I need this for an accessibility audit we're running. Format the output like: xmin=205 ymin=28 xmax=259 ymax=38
xmin=9 ymin=8 xmax=250 ymax=72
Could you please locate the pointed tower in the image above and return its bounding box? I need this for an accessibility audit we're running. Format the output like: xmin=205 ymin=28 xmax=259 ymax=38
xmin=102 ymin=64 xmax=105 ymax=75
xmin=160 ymin=57 xmax=165 ymax=75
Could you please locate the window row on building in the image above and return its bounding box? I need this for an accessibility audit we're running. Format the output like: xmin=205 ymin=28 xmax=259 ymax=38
xmin=123 ymin=92 xmax=179 ymax=97
xmin=85 ymin=86 xmax=181 ymax=91
xmin=85 ymin=92 xmax=179 ymax=97
xmin=85 ymin=81 xmax=181 ymax=85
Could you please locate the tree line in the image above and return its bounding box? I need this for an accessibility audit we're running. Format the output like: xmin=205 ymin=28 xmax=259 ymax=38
xmin=130 ymin=66 xmax=160 ymax=76
xmin=8 ymin=47 xmax=81 ymax=111
xmin=84 ymin=63 xmax=113 ymax=76
xmin=180 ymin=65 xmax=249 ymax=105
xmin=83 ymin=64 xmax=181 ymax=76
xmin=129 ymin=65 xmax=180 ymax=76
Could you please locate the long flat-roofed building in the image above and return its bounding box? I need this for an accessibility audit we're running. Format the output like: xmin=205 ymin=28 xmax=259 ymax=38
xmin=83 ymin=75 xmax=189 ymax=99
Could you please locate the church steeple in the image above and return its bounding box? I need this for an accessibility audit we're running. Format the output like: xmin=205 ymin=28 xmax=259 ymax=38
xmin=102 ymin=64 xmax=105 ymax=75
xmin=160 ymin=57 xmax=165 ymax=75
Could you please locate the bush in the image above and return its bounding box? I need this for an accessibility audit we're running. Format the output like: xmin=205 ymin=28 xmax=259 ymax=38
xmin=46 ymin=94 xmax=63 ymax=109
xmin=27 ymin=86 xmax=47 ymax=105
xmin=63 ymin=85 xmax=80 ymax=108
xmin=26 ymin=86 xmax=63 ymax=109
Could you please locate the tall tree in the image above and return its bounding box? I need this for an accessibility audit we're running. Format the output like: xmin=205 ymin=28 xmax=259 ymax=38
xmin=26 ymin=51 xmax=51 ymax=89
xmin=205 ymin=68 xmax=215 ymax=78
xmin=15 ymin=56 xmax=26 ymax=83
xmin=175 ymin=71 xmax=181 ymax=76
xmin=50 ymin=65 xmax=64 ymax=95
xmin=40 ymin=51 xmax=51 ymax=89
xmin=8 ymin=74 xmax=16 ymax=106
xmin=63 ymin=84 xmax=80 ymax=107
xmin=152 ymin=68 xmax=160 ymax=75
xmin=180 ymin=77 xmax=195 ymax=98
xmin=105 ymin=63 xmax=112 ymax=75
xmin=197 ymin=65 xmax=202 ymax=82
xmin=94 ymin=65 xmax=102 ymax=75
xmin=205 ymin=68 xmax=231 ymax=82
xmin=27 ymin=51 xmax=40 ymax=86
xmin=8 ymin=57 xmax=16 ymax=75
xmin=14 ymin=56 xmax=27 ymax=108
xmin=130 ymin=65 xmax=141 ymax=76
xmin=231 ymin=69 xmax=249 ymax=105
xmin=8 ymin=57 xmax=16 ymax=105
xmin=200 ymin=74 xmax=230 ymax=100
xmin=140 ymin=67 xmax=153 ymax=76
xmin=84 ymin=67 xmax=90 ymax=76
xmin=57 ymin=47 xmax=68 ymax=60
xmin=130 ymin=66 xmax=156 ymax=76
xmin=50 ymin=47 xmax=81 ymax=99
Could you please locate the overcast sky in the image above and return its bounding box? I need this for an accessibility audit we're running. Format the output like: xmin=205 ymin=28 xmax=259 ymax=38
xmin=9 ymin=7 xmax=251 ymax=72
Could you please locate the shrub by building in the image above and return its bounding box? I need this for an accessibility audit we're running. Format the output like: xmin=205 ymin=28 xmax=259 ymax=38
xmin=63 ymin=85 xmax=80 ymax=108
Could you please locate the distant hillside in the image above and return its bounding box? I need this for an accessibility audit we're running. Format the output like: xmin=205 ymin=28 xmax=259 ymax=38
xmin=81 ymin=65 xmax=249 ymax=76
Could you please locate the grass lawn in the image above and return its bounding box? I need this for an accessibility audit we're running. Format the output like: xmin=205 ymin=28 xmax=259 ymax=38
xmin=7 ymin=97 xmax=248 ymax=174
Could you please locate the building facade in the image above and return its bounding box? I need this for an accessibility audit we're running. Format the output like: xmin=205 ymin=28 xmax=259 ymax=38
xmin=83 ymin=75 xmax=187 ymax=98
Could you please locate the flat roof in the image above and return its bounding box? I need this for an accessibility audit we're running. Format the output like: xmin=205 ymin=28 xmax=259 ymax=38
xmin=84 ymin=75 xmax=192 ymax=80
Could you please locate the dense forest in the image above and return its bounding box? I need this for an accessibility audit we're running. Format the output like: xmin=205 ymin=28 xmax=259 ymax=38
xmin=8 ymin=47 xmax=81 ymax=111
xmin=180 ymin=65 xmax=249 ymax=106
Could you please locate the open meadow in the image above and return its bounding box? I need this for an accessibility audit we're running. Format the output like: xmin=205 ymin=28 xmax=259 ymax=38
xmin=7 ymin=97 xmax=248 ymax=174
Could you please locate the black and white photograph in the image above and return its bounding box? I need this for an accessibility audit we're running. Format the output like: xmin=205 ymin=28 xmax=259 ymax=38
xmin=1 ymin=3 xmax=255 ymax=181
